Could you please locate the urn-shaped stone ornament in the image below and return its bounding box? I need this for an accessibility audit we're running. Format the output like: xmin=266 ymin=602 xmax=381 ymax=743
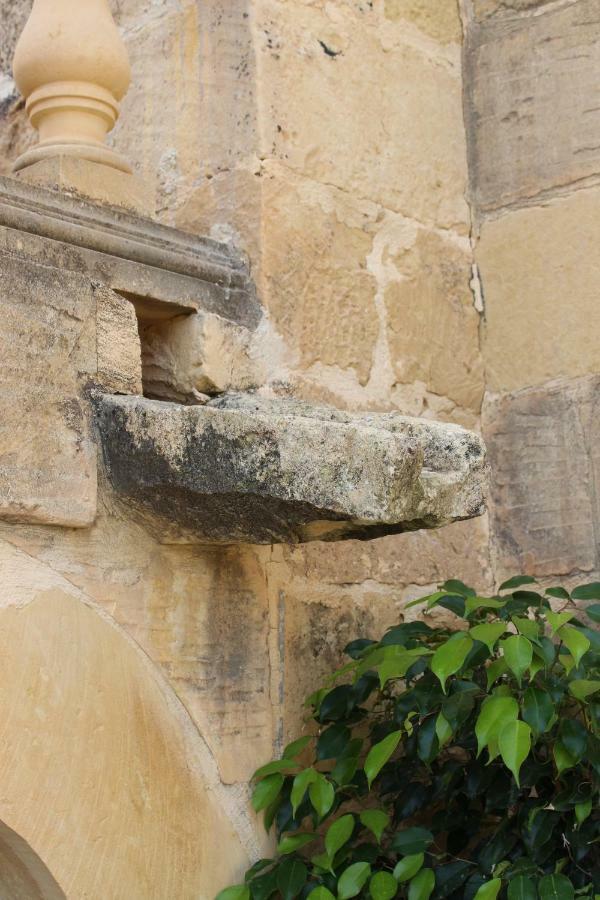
xmin=13 ymin=0 xmax=132 ymax=173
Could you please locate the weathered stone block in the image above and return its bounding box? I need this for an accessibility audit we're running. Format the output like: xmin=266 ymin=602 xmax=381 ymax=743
xmin=477 ymin=188 xmax=600 ymax=392
xmin=484 ymin=376 xmax=600 ymax=580
xmin=384 ymin=0 xmax=463 ymax=43
xmin=465 ymin=0 xmax=600 ymax=212
xmin=95 ymin=285 xmax=143 ymax=396
xmin=97 ymin=393 xmax=486 ymax=544
xmin=0 ymin=253 xmax=97 ymax=526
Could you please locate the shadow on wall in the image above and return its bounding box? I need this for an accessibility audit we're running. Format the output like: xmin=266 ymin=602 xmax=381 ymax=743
xmin=0 ymin=821 xmax=65 ymax=900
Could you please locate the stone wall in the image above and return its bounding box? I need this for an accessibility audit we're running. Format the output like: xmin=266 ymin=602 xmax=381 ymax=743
xmin=0 ymin=0 xmax=499 ymax=894
xmin=463 ymin=0 xmax=600 ymax=587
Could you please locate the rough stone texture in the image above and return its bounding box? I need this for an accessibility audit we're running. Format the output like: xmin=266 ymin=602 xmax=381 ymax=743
xmin=0 ymin=541 xmax=257 ymax=896
xmin=98 ymin=393 xmax=486 ymax=544
xmin=384 ymin=0 xmax=463 ymax=42
xmin=140 ymin=310 xmax=264 ymax=402
xmin=0 ymin=253 xmax=97 ymax=527
xmin=465 ymin=0 xmax=600 ymax=214
xmin=472 ymin=0 xmax=552 ymax=18
xmin=385 ymin=229 xmax=484 ymax=414
xmin=96 ymin=285 xmax=143 ymax=396
xmin=477 ymin=188 xmax=600 ymax=393
xmin=483 ymin=376 xmax=600 ymax=581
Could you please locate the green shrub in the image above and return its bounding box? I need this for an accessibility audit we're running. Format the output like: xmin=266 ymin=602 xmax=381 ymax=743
xmin=218 ymin=577 xmax=600 ymax=900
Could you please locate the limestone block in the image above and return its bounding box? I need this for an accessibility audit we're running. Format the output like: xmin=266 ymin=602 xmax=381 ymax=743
xmin=17 ymin=157 xmax=154 ymax=217
xmin=465 ymin=0 xmax=600 ymax=212
xmin=384 ymin=0 xmax=463 ymax=43
xmin=95 ymin=284 xmax=143 ymax=395
xmin=255 ymin=0 xmax=469 ymax=230
xmin=97 ymin=393 xmax=487 ymax=544
xmin=0 ymin=545 xmax=253 ymax=895
xmin=472 ymin=0 xmax=554 ymax=19
xmin=483 ymin=376 xmax=600 ymax=580
xmin=259 ymin=165 xmax=379 ymax=385
xmin=140 ymin=309 xmax=262 ymax=402
xmin=477 ymin=189 xmax=600 ymax=393
xmin=385 ymin=229 xmax=484 ymax=414
xmin=0 ymin=253 xmax=97 ymax=526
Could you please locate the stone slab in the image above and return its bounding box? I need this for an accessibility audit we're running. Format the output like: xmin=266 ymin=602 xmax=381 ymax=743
xmin=0 ymin=253 xmax=97 ymax=526
xmin=465 ymin=0 xmax=600 ymax=213
xmin=484 ymin=376 xmax=600 ymax=580
xmin=97 ymin=393 xmax=487 ymax=544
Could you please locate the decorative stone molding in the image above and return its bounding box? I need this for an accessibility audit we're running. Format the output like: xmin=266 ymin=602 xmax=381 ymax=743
xmin=12 ymin=0 xmax=132 ymax=174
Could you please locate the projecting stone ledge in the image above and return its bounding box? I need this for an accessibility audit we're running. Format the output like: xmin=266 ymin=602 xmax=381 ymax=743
xmin=97 ymin=393 xmax=487 ymax=544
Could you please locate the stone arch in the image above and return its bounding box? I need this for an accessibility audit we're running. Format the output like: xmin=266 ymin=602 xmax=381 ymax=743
xmin=0 ymin=821 xmax=65 ymax=900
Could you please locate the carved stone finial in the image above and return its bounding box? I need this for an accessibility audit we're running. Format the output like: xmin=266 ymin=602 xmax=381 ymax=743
xmin=12 ymin=0 xmax=132 ymax=174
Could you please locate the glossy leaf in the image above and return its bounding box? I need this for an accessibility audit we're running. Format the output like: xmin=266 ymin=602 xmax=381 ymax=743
xmin=308 ymin=773 xmax=335 ymax=818
xmin=522 ymin=687 xmax=554 ymax=735
xmin=253 ymin=760 xmax=298 ymax=780
xmin=338 ymin=863 xmax=372 ymax=900
xmin=392 ymin=827 xmax=434 ymax=856
xmin=291 ymin=768 xmax=317 ymax=816
xmin=571 ymin=582 xmax=600 ymax=600
xmin=276 ymin=860 xmax=307 ymax=900
xmin=486 ymin=657 xmax=508 ymax=689
xmin=364 ymin=730 xmax=402 ymax=788
xmin=408 ymin=869 xmax=435 ymax=900
xmin=507 ymin=876 xmax=537 ymax=900
xmin=498 ymin=719 xmax=532 ymax=786
xmin=393 ymin=854 xmax=424 ymax=883
xmin=546 ymin=611 xmax=573 ymax=634
xmin=538 ymin=874 xmax=574 ymax=900
xmin=557 ymin=626 xmax=590 ymax=667
xmin=360 ymin=809 xmax=390 ymax=844
xmin=500 ymin=635 xmax=533 ymax=686
xmin=282 ymin=736 xmax=312 ymax=759
xmin=469 ymin=623 xmax=507 ymax=653
xmin=369 ymin=872 xmax=398 ymax=900
xmin=568 ymin=678 xmax=600 ymax=700
xmin=325 ymin=813 xmax=354 ymax=862
xmin=252 ymin=774 xmax=283 ymax=812
xmin=307 ymin=889 xmax=335 ymax=900
xmin=277 ymin=833 xmax=316 ymax=855
xmin=473 ymin=879 xmax=502 ymax=900
xmin=475 ymin=696 xmax=519 ymax=758
xmin=586 ymin=602 xmax=600 ymax=622
xmin=575 ymin=798 xmax=592 ymax=823
xmin=435 ymin=711 xmax=453 ymax=747
xmin=553 ymin=741 xmax=575 ymax=775
xmin=216 ymin=886 xmax=251 ymax=900
xmin=431 ymin=633 xmax=473 ymax=693
xmin=500 ymin=576 xmax=538 ymax=591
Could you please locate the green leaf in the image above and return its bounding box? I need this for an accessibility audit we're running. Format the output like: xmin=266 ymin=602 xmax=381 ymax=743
xmin=474 ymin=879 xmax=502 ymax=900
xmin=338 ymin=863 xmax=372 ymax=900
xmin=216 ymin=886 xmax=251 ymax=900
xmin=431 ymin=633 xmax=473 ymax=693
xmin=370 ymin=872 xmax=398 ymax=900
xmin=507 ymin=876 xmax=538 ymax=900
xmin=522 ymin=687 xmax=554 ymax=735
xmin=486 ymin=657 xmax=508 ymax=690
xmin=435 ymin=712 xmax=453 ymax=747
xmin=475 ymin=696 xmax=519 ymax=758
xmin=392 ymin=827 xmax=434 ymax=856
xmin=308 ymin=773 xmax=335 ymax=818
xmin=378 ymin=651 xmax=421 ymax=689
xmin=393 ymin=854 xmax=424 ymax=883
xmin=325 ymin=813 xmax=354 ymax=863
xmin=538 ymin=874 xmax=574 ymax=900
xmin=307 ymin=889 xmax=336 ymax=900
xmin=545 ymin=587 xmax=570 ymax=600
xmin=500 ymin=576 xmax=537 ymax=591
xmin=553 ymin=741 xmax=575 ymax=775
xmin=498 ymin=719 xmax=532 ymax=786
xmin=557 ymin=626 xmax=590 ymax=666
xmin=276 ymin=859 xmax=308 ymax=900
xmin=571 ymin=582 xmax=600 ymax=600
xmin=546 ymin=611 xmax=573 ymax=634
xmin=586 ymin=603 xmax=600 ymax=623
xmin=291 ymin=768 xmax=317 ymax=816
xmin=408 ymin=869 xmax=435 ymax=900
xmin=251 ymin=773 xmax=283 ymax=812
xmin=283 ymin=736 xmax=312 ymax=759
xmin=253 ymin=759 xmax=298 ymax=780
xmin=364 ymin=730 xmax=402 ymax=788
xmin=512 ymin=617 xmax=540 ymax=641
xmin=465 ymin=597 xmax=507 ymax=616
xmin=568 ymin=679 xmax=600 ymax=700
xmin=277 ymin=833 xmax=316 ymax=855
xmin=560 ymin=720 xmax=587 ymax=761
xmin=469 ymin=623 xmax=507 ymax=653
xmin=360 ymin=809 xmax=390 ymax=844
xmin=575 ymin=798 xmax=592 ymax=824
xmin=317 ymin=725 xmax=350 ymax=761
xmin=500 ymin=635 xmax=533 ymax=686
